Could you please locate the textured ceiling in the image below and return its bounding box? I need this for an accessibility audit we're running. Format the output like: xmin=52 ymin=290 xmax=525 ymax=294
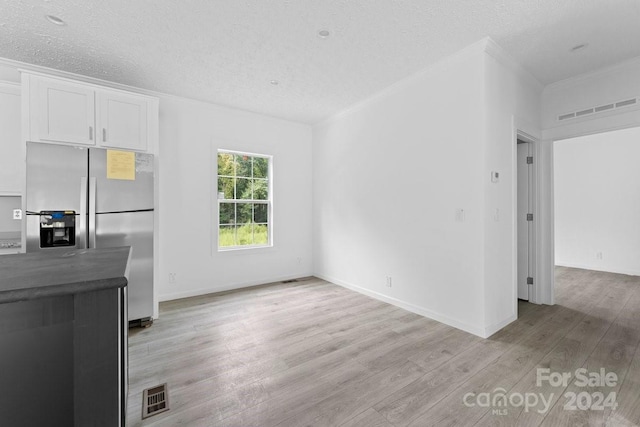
xmin=1 ymin=0 xmax=639 ymax=124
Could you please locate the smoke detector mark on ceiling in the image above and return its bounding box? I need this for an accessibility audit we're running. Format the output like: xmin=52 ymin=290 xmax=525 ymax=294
xmin=44 ymin=15 xmax=65 ymax=26
xmin=317 ymin=30 xmax=330 ymax=39
xmin=569 ymin=43 xmax=588 ymax=53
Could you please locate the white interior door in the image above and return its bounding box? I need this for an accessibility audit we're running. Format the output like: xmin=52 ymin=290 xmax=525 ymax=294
xmin=517 ymin=141 xmax=532 ymax=300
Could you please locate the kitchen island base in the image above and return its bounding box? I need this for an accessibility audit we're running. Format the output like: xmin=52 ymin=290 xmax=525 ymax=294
xmin=0 ymin=247 xmax=130 ymax=427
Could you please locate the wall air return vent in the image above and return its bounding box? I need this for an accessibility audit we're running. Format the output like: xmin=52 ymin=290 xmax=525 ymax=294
xmin=594 ymin=103 xmax=614 ymax=113
xmin=575 ymin=108 xmax=594 ymax=117
xmin=558 ymin=97 xmax=638 ymax=122
xmin=558 ymin=112 xmax=575 ymax=121
xmin=615 ymin=98 xmax=637 ymax=108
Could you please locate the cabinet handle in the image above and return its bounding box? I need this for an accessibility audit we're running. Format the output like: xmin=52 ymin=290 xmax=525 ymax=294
xmin=103 ymin=128 xmax=107 ymax=142
xmin=89 ymin=126 xmax=93 ymax=140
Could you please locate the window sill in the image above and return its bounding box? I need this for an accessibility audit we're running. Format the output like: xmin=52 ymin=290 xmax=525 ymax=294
xmin=216 ymin=244 xmax=275 ymax=255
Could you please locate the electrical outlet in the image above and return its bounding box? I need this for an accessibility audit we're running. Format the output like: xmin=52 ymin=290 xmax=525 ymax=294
xmin=596 ymin=252 xmax=603 ymax=260
xmin=168 ymin=273 xmax=176 ymax=283
xmin=386 ymin=276 xmax=392 ymax=288
xmin=12 ymin=209 xmax=22 ymax=220
xmin=296 ymin=257 xmax=302 ymax=265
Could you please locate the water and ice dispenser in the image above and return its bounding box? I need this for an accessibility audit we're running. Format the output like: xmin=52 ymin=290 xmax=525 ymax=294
xmin=38 ymin=211 xmax=76 ymax=247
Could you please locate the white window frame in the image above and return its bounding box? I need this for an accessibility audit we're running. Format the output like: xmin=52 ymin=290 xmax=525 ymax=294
xmin=217 ymin=149 xmax=273 ymax=251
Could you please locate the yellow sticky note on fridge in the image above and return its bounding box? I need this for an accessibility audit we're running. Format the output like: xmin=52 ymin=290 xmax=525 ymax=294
xmin=107 ymin=150 xmax=136 ymax=180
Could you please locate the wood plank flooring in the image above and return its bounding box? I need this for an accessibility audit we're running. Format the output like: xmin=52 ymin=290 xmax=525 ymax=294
xmin=127 ymin=268 xmax=640 ymax=426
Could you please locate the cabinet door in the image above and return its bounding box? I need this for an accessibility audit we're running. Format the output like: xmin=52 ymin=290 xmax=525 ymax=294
xmin=97 ymin=91 xmax=148 ymax=151
xmin=35 ymin=78 xmax=96 ymax=145
xmin=0 ymin=83 xmax=22 ymax=192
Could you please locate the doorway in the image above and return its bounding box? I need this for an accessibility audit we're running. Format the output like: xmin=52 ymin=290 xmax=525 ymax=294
xmin=553 ymin=126 xmax=640 ymax=277
xmin=517 ymin=137 xmax=534 ymax=301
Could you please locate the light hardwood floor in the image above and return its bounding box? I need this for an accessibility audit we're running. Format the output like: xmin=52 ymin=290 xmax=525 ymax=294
xmin=127 ymin=268 xmax=640 ymax=426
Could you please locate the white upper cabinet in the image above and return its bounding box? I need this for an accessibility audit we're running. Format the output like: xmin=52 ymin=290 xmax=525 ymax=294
xmin=34 ymin=77 xmax=96 ymax=145
xmin=23 ymin=72 xmax=158 ymax=152
xmin=0 ymin=82 xmax=22 ymax=193
xmin=97 ymin=90 xmax=148 ymax=151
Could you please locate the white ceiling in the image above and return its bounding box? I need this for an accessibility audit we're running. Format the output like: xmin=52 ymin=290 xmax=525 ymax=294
xmin=1 ymin=0 xmax=639 ymax=124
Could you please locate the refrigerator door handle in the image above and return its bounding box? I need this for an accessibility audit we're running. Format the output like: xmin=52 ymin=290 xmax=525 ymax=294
xmin=89 ymin=177 xmax=97 ymax=248
xmin=79 ymin=177 xmax=88 ymax=249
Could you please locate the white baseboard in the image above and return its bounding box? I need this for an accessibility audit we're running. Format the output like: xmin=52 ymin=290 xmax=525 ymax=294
xmin=157 ymin=273 xmax=312 ymax=303
xmin=483 ymin=313 xmax=518 ymax=338
xmin=555 ymin=261 xmax=640 ymax=277
xmin=159 ymin=271 xmax=518 ymax=338
xmin=315 ymin=273 xmax=494 ymax=338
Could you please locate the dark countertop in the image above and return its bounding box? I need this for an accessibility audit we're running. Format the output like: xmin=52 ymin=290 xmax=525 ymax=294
xmin=0 ymin=246 xmax=131 ymax=304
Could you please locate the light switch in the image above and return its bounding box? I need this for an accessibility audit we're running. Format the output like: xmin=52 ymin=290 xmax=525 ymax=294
xmin=491 ymin=171 xmax=500 ymax=183
xmin=455 ymin=208 xmax=465 ymax=222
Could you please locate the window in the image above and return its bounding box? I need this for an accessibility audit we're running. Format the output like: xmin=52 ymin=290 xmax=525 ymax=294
xmin=217 ymin=150 xmax=271 ymax=249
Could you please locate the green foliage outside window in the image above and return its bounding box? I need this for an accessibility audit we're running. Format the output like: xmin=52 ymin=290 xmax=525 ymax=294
xmin=218 ymin=151 xmax=270 ymax=248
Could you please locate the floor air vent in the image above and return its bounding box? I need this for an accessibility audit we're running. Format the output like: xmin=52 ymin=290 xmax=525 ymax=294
xmin=282 ymin=279 xmax=299 ymax=283
xmin=142 ymin=383 xmax=169 ymax=419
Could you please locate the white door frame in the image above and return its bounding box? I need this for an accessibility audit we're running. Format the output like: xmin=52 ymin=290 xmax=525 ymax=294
xmin=538 ymin=117 xmax=640 ymax=306
xmin=515 ymin=129 xmax=539 ymax=303
xmin=512 ymin=115 xmax=542 ymax=306
xmin=516 ymin=137 xmax=534 ymax=301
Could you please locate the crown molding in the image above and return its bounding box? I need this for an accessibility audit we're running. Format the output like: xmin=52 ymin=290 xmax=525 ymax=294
xmin=0 ymin=56 xmax=308 ymax=127
xmin=315 ymin=38 xmax=489 ymax=128
xmin=0 ymin=56 xmax=159 ymax=97
xmin=315 ymin=37 xmax=545 ymax=129
xmin=483 ymin=37 xmax=544 ymax=92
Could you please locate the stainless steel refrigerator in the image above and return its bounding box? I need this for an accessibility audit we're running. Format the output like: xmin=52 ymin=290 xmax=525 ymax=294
xmin=26 ymin=141 xmax=154 ymax=324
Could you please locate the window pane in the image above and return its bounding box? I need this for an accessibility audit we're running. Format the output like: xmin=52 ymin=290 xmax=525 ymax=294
xmin=237 ymin=203 xmax=252 ymax=224
xmin=218 ymin=177 xmax=234 ymax=199
xmin=236 ymin=178 xmax=251 ymax=199
xmin=236 ymin=223 xmax=253 ymax=245
xmin=254 ymin=224 xmax=268 ymax=245
xmin=253 ymin=179 xmax=268 ymax=200
xmin=217 ymin=151 xmax=270 ymax=249
xmin=218 ymin=152 xmax=234 ymax=176
xmin=254 ymin=203 xmax=268 ymax=223
xmin=236 ymin=154 xmax=252 ymax=178
xmin=219 ymin=226 xmax=236 ymax=247
xmin=219 ymin=203 xmax=235 ymax=225
xmin=253 ymin=157 xmax=268 ymax=178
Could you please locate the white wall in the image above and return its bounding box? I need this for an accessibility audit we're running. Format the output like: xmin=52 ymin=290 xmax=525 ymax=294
xmin=312 ymin=39 xmax=540 ymax=337
xmin=157 ymin=96 xmax=313 ymax=300
xmin=0 ymin=196 xmax=21 ymax=233
xmin=554 ymin=126 xmax=640 ymax=275
xmin=483 ymin=44 xmax=541 ymax=327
